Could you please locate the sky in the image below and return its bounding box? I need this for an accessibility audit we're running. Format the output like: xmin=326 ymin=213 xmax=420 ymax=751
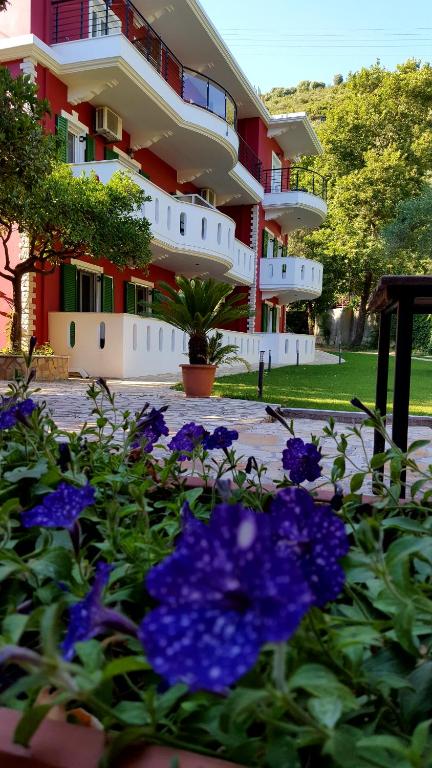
xmin=199 ymin=0 xmax=432 ymax=93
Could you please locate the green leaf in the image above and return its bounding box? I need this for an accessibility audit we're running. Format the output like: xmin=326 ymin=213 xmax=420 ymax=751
xmin=40 ymin=601 xmax=64 ymax=657
xmin=266 ymin=735 xmax=301 ymax=768
xmin=410 ymin=719 xmax=432 ymax=760
xmin=2 ymin=614 xmax=29 ymax=643
xmin=393 ymin=603 xmax=420 ymax=656
xmin=4 ymin=459 xmax=49 ymax=482
xmin=356 ymin=734 xmax=407 ymax=754
xmin=288 ymin=664 xmax=357 ymax=707
xmin=112 ymin=701 xmax=150 ymax=726
xmin=400 ymin=661 xmax=432 ymax=728
xmin=102 ymin=656 xmax=151 ymax=681
xmin=309 ymin=696 xmax=343 ymax=728
xmin=371 ymin=452 xmax=388 ymax=469
xmin=350 ymin=472 xmax=365 ymax=493
xmin=13 ymin=704 xmax=53 ymax=747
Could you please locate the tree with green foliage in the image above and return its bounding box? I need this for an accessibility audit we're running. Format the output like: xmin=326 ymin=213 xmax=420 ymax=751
xmin=383 ymin=185 xmax=432 ymax=262
xmin=267 ymin=61 xmax=432 ymax=345
xmin=333 ymin=73 xmax=344 ymax=86
xmin=0 ymin=67 xmax=153 ymax=350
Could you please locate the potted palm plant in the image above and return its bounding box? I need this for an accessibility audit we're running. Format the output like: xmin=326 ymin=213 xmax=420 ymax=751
xmin=151 ymin=276 xmax=252 ymax=397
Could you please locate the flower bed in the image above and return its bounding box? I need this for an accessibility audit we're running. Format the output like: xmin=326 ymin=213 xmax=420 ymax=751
xmin=0 ymin=344 xmax=431 ymax=767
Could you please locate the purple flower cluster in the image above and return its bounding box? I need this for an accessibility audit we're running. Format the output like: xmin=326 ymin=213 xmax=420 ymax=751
xmin=168 ymin=423 xmax=239 ymax=459
xmin=62 ymin=562 xmax=136 ymax=660
xmin=282 ymin=437 xmax=322 ymax=484
xmin=138 ymin=501 xmax=312 ymax=692
xmin=21 ymin=482 xmax=95 ymax=531
xmin=132 ymin=407 xmax=169 ymax=453
xmin=269 ymin=487 xmax=349 ymax=607
xmin=203 ymin=427 xmax=239 ymax=451
xmin=0 ymin=397 xmax=37 ymax=430
xmin=168 ymin=422 xmax=208 ymax=460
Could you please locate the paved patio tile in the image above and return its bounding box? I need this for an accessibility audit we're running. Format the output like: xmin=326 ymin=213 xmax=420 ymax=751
xmin=1 ymin=379 xmax=431 ymax=495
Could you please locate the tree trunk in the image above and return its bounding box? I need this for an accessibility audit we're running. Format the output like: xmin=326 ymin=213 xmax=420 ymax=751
xmin=350 ymin=272 xmax=373 ymax=348
xmin=306 ymin=302 xmax=315 ymax=335
xmin=188 ymin=333 xmax=208 ymax=365
xmin=9 ymin=272 xmax=23 ymax=352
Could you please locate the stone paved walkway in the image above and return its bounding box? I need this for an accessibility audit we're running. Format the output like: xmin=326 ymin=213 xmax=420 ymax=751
xmin=2 ymin=379 xmax=431 ymax=494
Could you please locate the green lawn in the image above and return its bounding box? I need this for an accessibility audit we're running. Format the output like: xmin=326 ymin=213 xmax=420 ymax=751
xmin=212 ymin=351 xmax=432 ymax=415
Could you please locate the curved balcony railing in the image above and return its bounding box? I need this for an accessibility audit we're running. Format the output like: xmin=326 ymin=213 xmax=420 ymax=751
xmin=51 ymin=0 xmax=237 ymax=128
xmin=261 ymin=167 xmax=328 ymax=201
xmin=238 ymin=137 xmax=262 ymax=182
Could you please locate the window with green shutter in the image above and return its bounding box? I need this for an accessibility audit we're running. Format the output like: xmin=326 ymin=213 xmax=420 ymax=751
xmin=102 ymin=275 xmax=113 ymax=312
xmin=85 ymin=136 xmax=96 ymax=162
xmin=273 ymin=238 xmax=279 ymax=258
xmin=61 ymin=263 xmax=78 ymax=311
xmin=282 ymin=243 xmax=288 ymax=257
xmin=261 ymin=302 xmax=269 ymax=332
xmin=262 ymin=230 xmax=269 ymax=258
xmin=271 ymin=306 xmax=278 ymax=333
xmin=105 ymin=147 xmax=119 ymax=160
xmin=56 ymin=115 xmax=68 ymax=163
xmin=125 ymin=282 xmax=136 ymax=314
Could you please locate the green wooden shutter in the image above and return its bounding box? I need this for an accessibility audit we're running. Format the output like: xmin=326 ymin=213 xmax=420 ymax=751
xmin=56 ymin=115 xmax=68 ymax=163
xmin=105 ymin=147 xmax=119 ymax=160
xmin=271 ymin=306 xmax=278 ymax=333
xmin=124 ymin=282 xmax=136 ymax=314
xmin=282 ymin=243 xmax=288 ymax=257
xmin=261 ymin=303 xmax=268 ymax=332
xmin=61 ymin=263 xmax=77 ymax=311
xmin=273 ymin=238 xmax=278 ymax=258
xmin=262 ymin=230 xmax=269 ymax=258
xmin=102 ymin=275 xmax=113 ymax=313
xmin=85 ymin=136 xmax=95 ymax=162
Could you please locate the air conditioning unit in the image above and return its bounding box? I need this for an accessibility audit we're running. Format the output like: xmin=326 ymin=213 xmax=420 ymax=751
xmin=200 ymin=188 xmax=217 ymax=207
xmin=95 ymin=107 xmax=123 ymax=142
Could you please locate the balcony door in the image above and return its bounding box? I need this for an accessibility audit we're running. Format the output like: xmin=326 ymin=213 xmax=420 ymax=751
xmin=89 ymin=0 xmax=121 ymax=38
xmin=271 ymin=152 xmax=282 ymax=193
xmin=78 ymin=270 xmax=101 ymax=312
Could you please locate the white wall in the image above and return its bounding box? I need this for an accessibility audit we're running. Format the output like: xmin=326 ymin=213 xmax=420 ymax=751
xmin=49 ymin=313 xmax=315 ymax=377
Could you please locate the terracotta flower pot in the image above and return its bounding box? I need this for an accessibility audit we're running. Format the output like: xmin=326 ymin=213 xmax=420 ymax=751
xmin=180 ymin=364 xmax=217 ymax=398
xmin=0 ymin=708 xmax=244 ymax=768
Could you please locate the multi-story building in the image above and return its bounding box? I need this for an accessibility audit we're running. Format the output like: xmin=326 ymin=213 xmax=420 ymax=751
xmin=0 ymin=0 xmax=327 ymax=377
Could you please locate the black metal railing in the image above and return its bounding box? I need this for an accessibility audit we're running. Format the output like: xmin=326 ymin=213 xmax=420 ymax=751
xmin=261 ymin=167 xmax=328 ymax=201
xmin=51 ymin=0 xmax=237 ymax=128
xmin=238 ymin=136 xmax=262 ymax=182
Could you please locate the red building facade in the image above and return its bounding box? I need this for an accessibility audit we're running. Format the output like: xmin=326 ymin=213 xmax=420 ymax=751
xmin=0 ymin=0 xmax=327 ymax=376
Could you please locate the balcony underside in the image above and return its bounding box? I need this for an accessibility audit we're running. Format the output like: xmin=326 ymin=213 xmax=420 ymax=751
xmin=261 ymin=286 xmax=322 ymax=304
xmin=53 ymin=36 xmax=261 ymax=205
xmin=263 ymin=191 xmax=328 ymax=234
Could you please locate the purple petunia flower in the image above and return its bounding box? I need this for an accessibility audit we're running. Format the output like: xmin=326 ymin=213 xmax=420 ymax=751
xmin=282 ymin=437 xmax=322 ymax=484
xmin=21 ymin=482 xmax=95 ymax=531
xmin=168 ymin=422 xmax=208 ymax=460
xmin=132 ymin=407 xmax=169 ymax=452
xmin=138 ymin=503 xmax=312 ymax=692
xmin=0 ymin=397 xmax=37 ymax=430
xmin=270 ymin=487 xmax=349 ymax=607
xmin=203 ymin=426 xmax=239 ymax=451
xmin=61 ymin=562 xmax=137 ymax=661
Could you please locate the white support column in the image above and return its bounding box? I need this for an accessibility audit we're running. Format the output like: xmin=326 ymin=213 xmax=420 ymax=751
xmin=19 ymin=235 xmax=36 ymax=346
xmin=248 ymin=203 xmax=259 ymax=333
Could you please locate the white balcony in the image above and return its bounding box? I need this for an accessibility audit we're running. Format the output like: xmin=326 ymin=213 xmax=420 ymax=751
xmin=259 ymin=257 xmax=323 ymax=304
xmin=71 ymin=160 xmax=255 ymax=285
xmin=48 ymin=313 xmax=316 ymax=379
xmin=262 ymin=167 xmax=328 ymax=234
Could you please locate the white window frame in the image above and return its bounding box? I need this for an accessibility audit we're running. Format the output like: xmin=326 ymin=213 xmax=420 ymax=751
xmin=61 ymin=110 xmax=88 ymax=164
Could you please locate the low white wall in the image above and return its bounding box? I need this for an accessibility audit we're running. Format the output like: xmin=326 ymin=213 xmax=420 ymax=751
xmin=260 ymin=256 xmax=322 ymax=297
xmin=49 ymin=313 xmax=315 ymax=377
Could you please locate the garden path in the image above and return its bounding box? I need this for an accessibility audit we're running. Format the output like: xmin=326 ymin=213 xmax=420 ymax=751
xmin=2 ymin=379 xmax=431 ymax=495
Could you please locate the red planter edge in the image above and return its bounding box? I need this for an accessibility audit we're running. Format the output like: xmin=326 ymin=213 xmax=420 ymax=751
xmin=0 ymin=708 xmax=244 ymax=768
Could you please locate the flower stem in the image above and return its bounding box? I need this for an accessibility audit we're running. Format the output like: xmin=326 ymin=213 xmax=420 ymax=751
xmin=273 ymin=642 xmax=287 ymax=693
